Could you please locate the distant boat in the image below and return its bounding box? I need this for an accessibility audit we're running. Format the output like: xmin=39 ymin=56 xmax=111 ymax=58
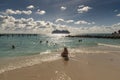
xmin=52 ymin=29 xmax=70 ymax=34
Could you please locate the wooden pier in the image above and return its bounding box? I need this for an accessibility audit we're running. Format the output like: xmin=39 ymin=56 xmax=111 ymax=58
xmin=0 ymin=34 xmax=38 ymax=37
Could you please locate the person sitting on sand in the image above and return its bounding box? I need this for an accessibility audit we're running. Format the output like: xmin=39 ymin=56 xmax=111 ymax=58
xmin=61 ymin=47 xmax=69 ymax=58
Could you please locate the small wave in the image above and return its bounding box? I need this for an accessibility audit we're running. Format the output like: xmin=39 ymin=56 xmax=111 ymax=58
xmin=69 ymin=48 xmax=109 ymax=54
xmin=40 ymin=50 xmax=52 ymax=54
xmin=98 ymin=43 xmax=120 ymax=48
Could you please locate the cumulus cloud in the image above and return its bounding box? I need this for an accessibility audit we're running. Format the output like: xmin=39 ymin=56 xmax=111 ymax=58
xmin=61 ymin=6 xmax=67 ymax=11
xmin=56 ymin=19 xmax=75 ymax=24
xmin=55 ymin=18 xmax=65 ymax=23
xmin=78 ymin=23 xmax=120 ymax=34
xmin=55 ymin=18 xmax=74 ymax=23
xmin=77 ymin=5 xmax=92 ymax=13
xmin=112 ymin=23 xmax=120 ymax=27
xmin=5 ymin=9 xmax=32 ymax=15
xmin=0 ymin=15 xmax=16 ymax=31
xmin=78 ymin=5 xmax=85 ymax=8
xmin=69 ymin=23 xmax=120 ymax=34
xmin=0 ymin=15 xmax=68 ymax=34
xmin=66 ymin=20 xmax=74 ymax=23
xmin=22 ymin=10 xmax=32 ymax=15
xmin=74 ymin=20 xmax=95 ymax=25
xmin=0 ymin=15 xmax=65 ymax=33
xmin=0 ymin=15 xmax=119 ymax=34
xmin=74 ymin=20 xmax=88 ymax=24
xmin=114 ymin=9 xmax=118 ymax=12
xmin=87 ymin=26 xmax=111 ymax=33
xmin=68 ymin=25 xmax=118 ymax=34
xmin=36 ymin=9 xmax=46 ymax=15
xmin=55 ymin=18 xmax=94 ymax=25
xmin=116 ymin=13 xmax=120 ymax=16
xmin=0 ymin=15 xmax=56 ymax=33
xmin=27 ymin=5 xmax=34 ymax=9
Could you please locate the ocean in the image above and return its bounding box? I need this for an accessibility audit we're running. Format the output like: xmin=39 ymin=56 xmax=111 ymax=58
xmin=0 ymin=34 xmax=120 ymax=74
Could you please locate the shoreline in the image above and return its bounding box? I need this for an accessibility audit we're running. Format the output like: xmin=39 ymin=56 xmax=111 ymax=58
xmin=0 ymin=46 xmax=120 ymax=80
xmin=0 ymin=51 xmax=62 ymax=74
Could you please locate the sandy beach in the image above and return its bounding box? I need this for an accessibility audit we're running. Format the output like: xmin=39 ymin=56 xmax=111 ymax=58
xmin=0 ymin=0 xmax=120 ymax=79
xmin=0 ymin=46 xmax=120 ymax=80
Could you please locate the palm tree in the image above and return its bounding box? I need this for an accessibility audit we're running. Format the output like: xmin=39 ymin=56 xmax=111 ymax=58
xmin=112 ymin=31 xmax=117 ymax=35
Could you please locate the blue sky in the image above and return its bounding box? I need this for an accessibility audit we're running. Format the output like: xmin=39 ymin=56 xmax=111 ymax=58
xmin=0 ymin=0 xmax=120 ymax=34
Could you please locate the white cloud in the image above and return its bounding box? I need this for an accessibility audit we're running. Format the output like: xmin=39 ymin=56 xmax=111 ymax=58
xmin=0 ymin=15 xmax=16 ymax=31
xmin=61 ymin=6 xmax=67 ymax=11
xmin=88 ymin=26 xmax=111 ymax=33
xmin=74 ymin=20 xmax=95 ymax=25
xmin=0 ymin=15 xmax=67 ymax=34
xmin=112 ymin=23 xmax=120 ymax=31
xmin=5 ymin=9 xmax=21 ymax=15
xmin=0 ymin=15 xmax=55 ymax=34
xmin=22 ymin=10 xmax=32 ymax=15
xmin=68 ymin=25 xmax=115 ymax=34
xmin=91 ymin=22 xmax=95 ymax=24
xmin=66 ymin=20 xmax=74 ymax=23
xmin=74 ymin=20 xmax=88 ymax=24
xmin=55 ymin=18 xmax=74 ymax=23
xmin=55 ymin=18 xmax=65 ymax=23
xmin=36 ymin=9 xmax=46 ymax=15
xmin=5 ymin=9 xmax=32 ymax=15
xmin=77 ymin=5 xmax=92 ymax=13
xmin=55 ymin=18 xmax=94 ymax=25
xmin=114 ymin=9 xmax=118 ymax=12
xmin=0 ymin=15 xmax=119 ymax=34
xmin=116 ymin=13 xmax=120 ymax=16
xmin=27 ymin=5 xmax=34 ymax=9
xmin=78 ymin=5 xmax=84 ymax=8
xmin=112 ymin=22 xmax=120 ymax=27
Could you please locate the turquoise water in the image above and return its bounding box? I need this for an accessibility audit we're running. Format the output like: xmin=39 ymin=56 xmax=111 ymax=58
xmin=0 ymin=34 xmax=120 ymax=74
xmin=0 ymin=34 xmax=120 ymax=57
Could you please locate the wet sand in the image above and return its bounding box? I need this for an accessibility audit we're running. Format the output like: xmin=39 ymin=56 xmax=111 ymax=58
xmin=0 ymin=48 xmax=120 ymax=80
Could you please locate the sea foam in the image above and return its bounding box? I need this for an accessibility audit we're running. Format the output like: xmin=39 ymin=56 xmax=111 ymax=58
xmin=0 ymin=51 xmax=61 ymax=74
xmin=98 ymin=43 xmax=120 ymax=48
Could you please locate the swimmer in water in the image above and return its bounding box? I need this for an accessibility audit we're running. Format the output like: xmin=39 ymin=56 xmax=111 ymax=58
xmin=12 ymin=45 xmax=15 ymax=49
